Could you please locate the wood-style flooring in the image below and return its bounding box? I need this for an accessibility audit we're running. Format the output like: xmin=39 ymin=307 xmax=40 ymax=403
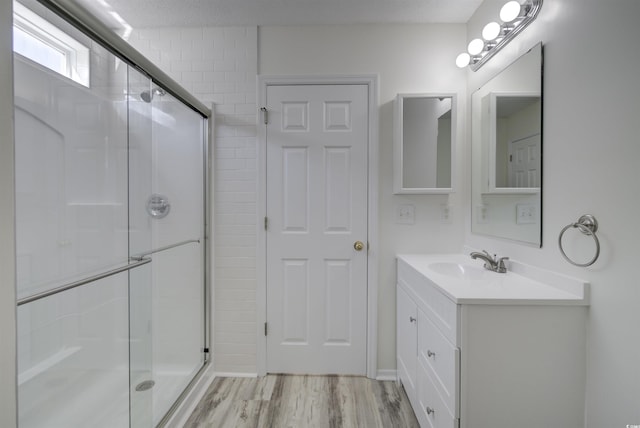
xmin=184 ymin=375 xmax=419 ymax=427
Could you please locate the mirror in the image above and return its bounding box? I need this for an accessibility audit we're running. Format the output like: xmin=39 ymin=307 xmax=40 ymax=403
xmin=471 ymin=43 xmax=543 ymax=245
xmin=393 ymin=93 xmax=456 ymax=194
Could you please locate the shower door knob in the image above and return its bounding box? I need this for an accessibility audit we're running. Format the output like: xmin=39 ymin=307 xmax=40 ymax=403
xmin=354 ymin=241 xmax=364 ymax=251
xmin=146 ymin=193 xmax=171 ymax=219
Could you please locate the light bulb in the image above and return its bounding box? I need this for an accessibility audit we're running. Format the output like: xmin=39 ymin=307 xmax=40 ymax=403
xmin=482 ymin=22 xmax=501 ymax=41
xmin=467 ymin=38 xmax=484 ymax=56
xmin=500 ymin=1 xmax=522 ymax=23
xmin=456 ymin=53 xmax=471 ymax=68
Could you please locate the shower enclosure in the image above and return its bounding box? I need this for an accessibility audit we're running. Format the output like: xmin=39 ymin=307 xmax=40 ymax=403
xmin=13 ymin=1 xmax=210 ymax=426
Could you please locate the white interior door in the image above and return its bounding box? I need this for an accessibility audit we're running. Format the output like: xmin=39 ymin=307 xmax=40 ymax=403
xmin=265 ymin=84 xmax=368 ymax=375
xmin=508 ymin=133 xmax=540 ymax=187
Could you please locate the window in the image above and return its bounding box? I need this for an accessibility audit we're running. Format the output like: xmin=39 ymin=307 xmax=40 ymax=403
xmin=13 ymin=2 xmax=90 ymax=87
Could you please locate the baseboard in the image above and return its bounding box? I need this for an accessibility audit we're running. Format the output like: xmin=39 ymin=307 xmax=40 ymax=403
xmin=214 ymin=372 xmax=259 ymax=378
xmin=376 ymin=369 xmax=397 ymax=381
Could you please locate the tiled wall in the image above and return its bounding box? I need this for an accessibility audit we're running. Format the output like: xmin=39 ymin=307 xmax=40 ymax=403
xmin=128 ymin=27 xmax=259 ymax=373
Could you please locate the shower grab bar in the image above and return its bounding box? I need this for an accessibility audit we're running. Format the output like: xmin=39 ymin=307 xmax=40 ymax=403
xmin=16 ymin=258 xmax=152 ymax=306
xmin=129 ymin=239 xmax=201 ymax=261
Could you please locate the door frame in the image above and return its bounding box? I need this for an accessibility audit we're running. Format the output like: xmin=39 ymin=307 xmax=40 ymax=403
xmin=256 ymin=75 xmax=379 ymax=378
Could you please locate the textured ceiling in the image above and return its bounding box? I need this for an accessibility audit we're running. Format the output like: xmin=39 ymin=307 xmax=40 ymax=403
xmin=72 ymin=0 xmax=482 ymax=29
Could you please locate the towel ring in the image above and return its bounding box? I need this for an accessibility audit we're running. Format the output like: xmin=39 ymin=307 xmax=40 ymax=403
xmin=558 ymin=214 xmax=600 ymax=267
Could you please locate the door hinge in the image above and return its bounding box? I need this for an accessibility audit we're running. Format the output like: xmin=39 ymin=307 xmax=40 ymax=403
xmin=509 ymin=154 xmax=513 ymax=162
xmin=203 ymin=347 xmax=209 ymax=353
xmin=260 ymin=107 xmax=268 ymax=125
xmin=264 ymin=216 xmax=268 ymax=231
xmin=264 ymin=322 xmax=268 ymax=336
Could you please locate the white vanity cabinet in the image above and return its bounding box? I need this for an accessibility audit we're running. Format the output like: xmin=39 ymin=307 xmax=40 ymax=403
xmin=397 ymin=258 xmax=461 ymax=428
xmin=396 ymin=255 xmax=588 ymax=428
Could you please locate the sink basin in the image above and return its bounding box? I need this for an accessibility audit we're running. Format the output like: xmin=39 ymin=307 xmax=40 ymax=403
xmin=428 ymin=262 xmax=487 ymax=280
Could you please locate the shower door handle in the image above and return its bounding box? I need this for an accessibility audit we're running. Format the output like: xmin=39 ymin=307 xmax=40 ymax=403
xmin=17 ymin=257 xmax=152 ymax=306
xmin=130 ymin=239 xmax=201 ymax=261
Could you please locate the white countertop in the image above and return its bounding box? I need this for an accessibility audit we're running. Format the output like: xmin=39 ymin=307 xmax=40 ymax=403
xmin=397 ymin=253 xmax=589 ymax=305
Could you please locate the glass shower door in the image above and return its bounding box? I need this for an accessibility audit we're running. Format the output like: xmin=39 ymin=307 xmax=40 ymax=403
xmin=146 ymin=86 xmax=206 ymax=426
xmin=127 ymin=69 xmax=206 ymax=426
xmin=15 ymin=35 xmax=133 ymax=427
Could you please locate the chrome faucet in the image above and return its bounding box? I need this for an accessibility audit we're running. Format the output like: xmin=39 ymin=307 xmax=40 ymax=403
xmin=470 ymin=250 xmax=509 ymax=273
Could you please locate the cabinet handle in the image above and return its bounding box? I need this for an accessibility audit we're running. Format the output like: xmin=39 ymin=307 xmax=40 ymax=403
xmin=427 ymin=350 xmax=436 ymax=358
xmin=426 ymin=406 xmax=435 ymax=416
xmin=409 ymin=316 xmax=416 ymax=323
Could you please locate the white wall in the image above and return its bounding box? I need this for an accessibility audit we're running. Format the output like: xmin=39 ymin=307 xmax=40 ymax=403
xmin=464 ymin=0 xmax=640 ymax=426
xmin=259 ymin=24 xmax=468 ymax=371
xmin=0 ymin=0 xmax=17 ymax=425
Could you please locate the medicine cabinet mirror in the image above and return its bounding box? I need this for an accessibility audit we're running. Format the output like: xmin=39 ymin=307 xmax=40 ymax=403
xmin=393 ymin=93 xmax=456 ymax=194
xmin=471 ymin=43 xmax=543 ymax=245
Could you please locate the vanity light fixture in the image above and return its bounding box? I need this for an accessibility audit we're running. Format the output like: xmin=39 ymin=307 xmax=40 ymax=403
xmin=456 ymin=53 xmax=471 ymax=68
xmin=456 ymin=0 xmax=543 ymax=71
xmin=482 ymin=22 xmax=501 ymax=41
xmin=500 ymin=1 xmax=523 ymax=22
xmin=467 ymin=38 xmax=485 ymax=56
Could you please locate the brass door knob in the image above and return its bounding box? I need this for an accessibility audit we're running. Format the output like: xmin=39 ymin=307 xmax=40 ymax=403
xmin=354 ymin=241 xmax=364 ymax=251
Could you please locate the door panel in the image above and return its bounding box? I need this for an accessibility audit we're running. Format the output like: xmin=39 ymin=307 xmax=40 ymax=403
xmin=325 ymin=148 xmax=352 ymax=231
xmin=324 ymin=259 xmax=352 ymax=344
xmin=266 ymin=84 xmax=368 ymax=375
xmin=281 ymin=259 xmax=309 ymax=344
xmin=508 ymin=133 xmax=540 ymax=187
xmin=282 ymin=147 xmax=309 ymax=232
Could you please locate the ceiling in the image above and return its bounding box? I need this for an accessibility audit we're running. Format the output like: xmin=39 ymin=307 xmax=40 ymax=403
xmin=72 ymin=0 xmax=483 ymax=29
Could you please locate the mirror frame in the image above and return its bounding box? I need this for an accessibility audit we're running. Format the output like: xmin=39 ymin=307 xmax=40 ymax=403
xmin=393 ymin=93 xmax=457 ymax=194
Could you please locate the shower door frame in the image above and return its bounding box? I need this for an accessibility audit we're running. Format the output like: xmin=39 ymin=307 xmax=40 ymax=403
xmin=1 ymin=2 xmax=17 ymax=425
xmin=12 ymin=0 xmax=213 ymax=426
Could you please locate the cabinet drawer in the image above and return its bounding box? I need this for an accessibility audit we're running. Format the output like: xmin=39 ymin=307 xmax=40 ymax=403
xmin=397 ymin=258 xmax=459 ymax=345
xmin=397 ymin=286 xmax=418 ymax=403
xmin=418 ymin=308 xmax=459 ymax=417
xmin=417 ymin=360 xmax=459 ymax=428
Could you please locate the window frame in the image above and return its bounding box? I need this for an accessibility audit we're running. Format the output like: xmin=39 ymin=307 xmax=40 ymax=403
xmin=13 ymin=1 xmax=90 ymax=87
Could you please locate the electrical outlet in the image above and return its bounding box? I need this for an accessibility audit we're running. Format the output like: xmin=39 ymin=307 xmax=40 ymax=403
xmin=396 ymin=204 xmax=415 ymax=225
xmin=440 ymin=204 xmax=453 ymax=224
xmin=516 ymin=204 xmax=536 ymax=224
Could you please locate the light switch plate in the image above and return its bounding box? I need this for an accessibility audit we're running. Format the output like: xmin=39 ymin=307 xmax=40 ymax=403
xmin=396 ymin=204 xmax=415 ymax=224
xmin=516 ymin=203 xmax=536 ymax=224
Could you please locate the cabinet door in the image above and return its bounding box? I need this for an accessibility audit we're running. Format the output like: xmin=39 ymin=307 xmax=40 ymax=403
xmin=397 ymin=286 xmax=418 ymax=401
